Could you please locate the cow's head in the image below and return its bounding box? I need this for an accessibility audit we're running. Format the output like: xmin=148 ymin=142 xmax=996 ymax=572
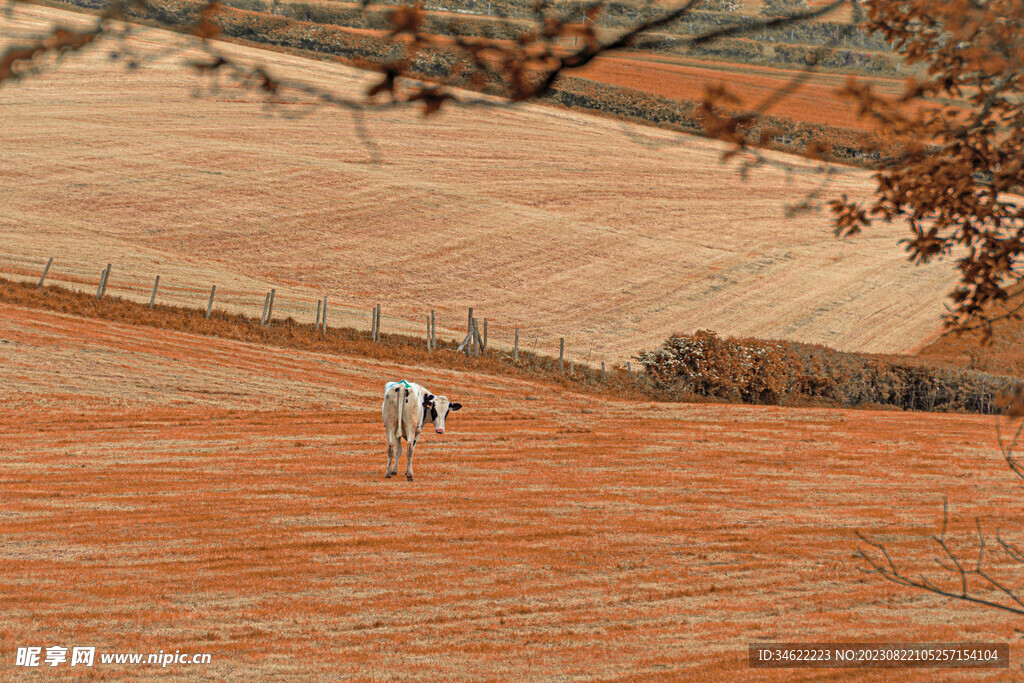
xmin=423 ymin=393 xmax=462 ymax=434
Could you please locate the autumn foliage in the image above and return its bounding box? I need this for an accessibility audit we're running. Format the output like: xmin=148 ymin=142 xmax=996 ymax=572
xmin=828 ymin=0 xmax=1024 ymax=331
xmin=636 ymin=329 xmax=1017 ymax=413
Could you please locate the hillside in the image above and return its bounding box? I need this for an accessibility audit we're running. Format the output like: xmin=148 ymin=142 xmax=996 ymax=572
xmin=1 ymin=3 xmax=959 ymax=368
xmin=3 ymin=298 xmax=1022 ymax=676
xmin=7 ymin=2 xmax=1023 ymax=677
xmin=919 ymin=292 xmax=1024 ymax=379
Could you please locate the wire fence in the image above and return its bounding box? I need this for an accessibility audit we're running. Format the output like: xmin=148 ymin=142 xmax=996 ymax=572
xmin=0 ymin=252 xmax=637 ymax=377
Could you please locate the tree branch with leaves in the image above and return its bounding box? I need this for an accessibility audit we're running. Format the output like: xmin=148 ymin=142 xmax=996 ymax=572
xmin=827 ymin=0 xmax=1024 ymax=335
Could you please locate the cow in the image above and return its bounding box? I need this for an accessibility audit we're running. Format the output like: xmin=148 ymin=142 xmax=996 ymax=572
xmin=381 ymin=380 xmax=462 ymax=481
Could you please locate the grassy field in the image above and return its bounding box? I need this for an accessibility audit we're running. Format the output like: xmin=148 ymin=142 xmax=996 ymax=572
xmin=2 ymin=3 xmax=959 ymax=369
xmin=7 ymin=3 xmax=1023 ymax=680
xmin=3 ymin=298 xmax=1023 ymax=678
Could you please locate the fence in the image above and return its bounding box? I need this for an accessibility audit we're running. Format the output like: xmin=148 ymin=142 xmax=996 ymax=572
xmin=0 ymin=253 xmax=637 ymax=379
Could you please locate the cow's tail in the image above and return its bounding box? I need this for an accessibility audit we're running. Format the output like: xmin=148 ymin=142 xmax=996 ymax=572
xmin=395 ymin=384 xmax=405 ymax=438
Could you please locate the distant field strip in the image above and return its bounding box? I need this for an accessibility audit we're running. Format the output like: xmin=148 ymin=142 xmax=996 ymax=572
xmin=2 ymin=4 xmax=959 ymax=363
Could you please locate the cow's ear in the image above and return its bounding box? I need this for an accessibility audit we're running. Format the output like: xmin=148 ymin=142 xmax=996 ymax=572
xmin=449 ymin=402 xmax=462 ymax=411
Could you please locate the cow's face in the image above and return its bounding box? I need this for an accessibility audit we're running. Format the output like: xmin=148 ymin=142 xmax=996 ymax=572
xmin=429 ymin=395 xmax=462 ymax=434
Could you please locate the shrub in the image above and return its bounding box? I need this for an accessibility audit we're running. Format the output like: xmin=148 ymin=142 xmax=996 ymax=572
xmin=760 ymin=0 xmax=809 ymax=17
xmin=635 ymin=330 xmax=800 ymax=403
xmin=636 ymin=330 xmax=1018 ymax=413
xmin=699 ymin=0 xmax=741 ymax=11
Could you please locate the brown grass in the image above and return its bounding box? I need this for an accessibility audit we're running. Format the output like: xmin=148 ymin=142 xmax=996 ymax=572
xmin=2 ymin=298 xmax=1023 ymax=678
xmin=2 ymin=3 xmax=960 ymax=367
xmin=5 ymin=4 xmax=1020 ymax=679
xmin=0 ymin=276 xmax=653 ymax=400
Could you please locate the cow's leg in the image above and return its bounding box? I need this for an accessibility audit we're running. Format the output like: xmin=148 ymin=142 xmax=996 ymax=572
xmin=385 ymin=428 xmax=396 ymax=478
xmin=405 ymin=440 xmax=415 ymax=482
xmin=405 ymin=426 xmax=420 ymax=482
xmin=388 ymin=433 xmax=402 ymax=478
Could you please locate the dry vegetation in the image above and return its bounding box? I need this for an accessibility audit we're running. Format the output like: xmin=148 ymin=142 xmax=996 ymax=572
xmin=5 ymin=276 xmax=1015 ymax=415
xmin=4 ymin=298 xmax=1024 ymax=678
xmin=2 ymin=3 xmax=960 ymax=369
xmin=4 ymin=0 xmax=1024 ymax=677
xmin=0 ymin=276 xmax=652 ymax=400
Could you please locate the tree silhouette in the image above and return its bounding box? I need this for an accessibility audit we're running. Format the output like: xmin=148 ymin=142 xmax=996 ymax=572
xmin=857 ymin=401 xmax=1024 ymax=617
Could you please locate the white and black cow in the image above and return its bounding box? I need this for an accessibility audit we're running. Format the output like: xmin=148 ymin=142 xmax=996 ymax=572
xmin=381 ymin=380 xmax=462 ymax=481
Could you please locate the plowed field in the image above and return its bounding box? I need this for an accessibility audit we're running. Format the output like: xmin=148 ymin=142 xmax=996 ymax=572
xmin=2 ymin=300 xmax=1022 ymax=678
xmin=575 ymin=54 xmax=911 ymax=133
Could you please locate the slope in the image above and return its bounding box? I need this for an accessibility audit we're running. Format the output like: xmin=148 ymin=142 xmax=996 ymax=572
xmin=2 ymin=3 xmax=956 ymax=367
xmin=1 ymin=299 xmax=1021 ymax=678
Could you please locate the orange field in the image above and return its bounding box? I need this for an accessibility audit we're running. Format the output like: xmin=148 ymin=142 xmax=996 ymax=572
xmin=6 ymin=5 xmax=1021 ymax=678
xmin=575 ymin=54 xmax=910 ymax=134
xmin=1 ymin=3 xmax=960 ymax=369
xmin=3 ymin=299 xmax=1024 ymax=678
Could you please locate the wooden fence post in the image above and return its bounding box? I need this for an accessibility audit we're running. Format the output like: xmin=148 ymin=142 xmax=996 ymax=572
xmin=100 ymin=263 xmax=111 ymax=299
xmin=559 ymin=338 xmax=565 ymax=372
xmin=315 ymin=298 xmax=322 ymax=328
xmin=430 ymin=309 xmax=435 ymax=350
xmin=376 ymin=303 xmax=382 ymax=342
xmin=265 ymin=289 xmax=275 ymax=326
xmin=476 ymin=319 xmax=484 ymax=357
xmin=206 ymin=285 xmax=216 ymax=319
xmin=149 ymin=275 xmax=160 ymax=308
xmin=627 ymin=361 xmax=632 ymax=377
xmin=569 ymin=360 xmax=574 ymax=375
xmin=96 ymin=265 xmax=111 ymax=300
xmin=321 ymin=295 xmax=328 ymax=333
xmin=601 ymin=361 xmax=606 ymax=378
xmin=483 ymin=318 xmax=488 ymax=354
xmin=261 ymin=292 xmax=271 ymax=324
xmin=426 ymin=315 xmax=432 ymax=351
xmin=36 ymin=257 xmax=53 ymax=289
xmin=514 ymin=328 xmax=519 ymax=361
xmin=370 ymin=306 xmax=377 ymax=340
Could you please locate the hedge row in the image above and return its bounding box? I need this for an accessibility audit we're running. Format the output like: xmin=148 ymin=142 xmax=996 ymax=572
xmin=395 ymin=0 xmax=892 ymax=52
xmin=635 ymin=330 xmax=1016 ymax=414
xmin=212 ymin=0 xmax=897 ymax=70
xmin=100 ymin=0 xmax=902 ymax=76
